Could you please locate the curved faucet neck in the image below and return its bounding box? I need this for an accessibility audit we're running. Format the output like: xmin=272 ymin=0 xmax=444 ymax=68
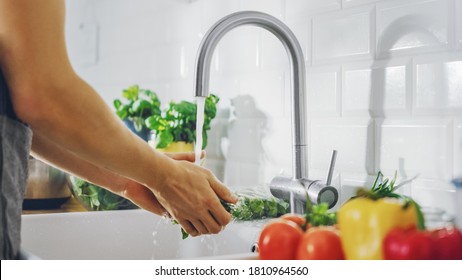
xmin=194 ymin=11 xmax=308 ymax=180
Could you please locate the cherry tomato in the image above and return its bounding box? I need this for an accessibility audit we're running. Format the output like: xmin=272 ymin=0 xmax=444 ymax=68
xmin=296 ymin=226 xmax=345 ymax=260
xmin=258 ymin=219 xmax=303 ymax=260
xmin=280 ymin=213 xmax=307 ymax=229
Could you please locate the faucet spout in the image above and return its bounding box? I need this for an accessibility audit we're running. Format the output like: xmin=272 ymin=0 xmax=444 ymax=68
xmin=194 ymin=11 xmax=307 ymax=180
xmin=194 ymin=11 xmax=338 ymax=213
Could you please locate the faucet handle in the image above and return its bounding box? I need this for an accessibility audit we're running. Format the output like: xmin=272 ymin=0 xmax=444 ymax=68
xmin=326 ymin=150 xmax=338 ymax=186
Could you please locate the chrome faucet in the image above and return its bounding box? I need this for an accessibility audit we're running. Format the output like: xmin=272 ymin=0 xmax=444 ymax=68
xmin=194 ymin=11 xmax=338 ymax=214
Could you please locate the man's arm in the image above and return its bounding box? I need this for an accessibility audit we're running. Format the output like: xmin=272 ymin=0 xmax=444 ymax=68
xmin=0 ymin=0 xmax=237 ymax=236
xmin=0 ymin=0 xmax=155 ymax=182
xmin=31 ymin=130 xmax=167 ymax=216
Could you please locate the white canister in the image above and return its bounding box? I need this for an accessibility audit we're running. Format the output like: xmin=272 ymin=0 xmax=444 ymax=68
xmin=452 ymin=178 xmax=462 ymax=228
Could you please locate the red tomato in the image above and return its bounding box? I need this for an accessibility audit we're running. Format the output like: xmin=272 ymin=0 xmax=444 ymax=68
xmin=430 ymin=226 xmax=462 ymax=260
xmin=383 ymin=226 xmax=433 ymax=260
xmin=280 ymin=214 xmax=307 ymax=229
xmin=258 ymin=219 xmax=303 ymax=260
xmin=296 ymin=227 xmax=345 ymax=260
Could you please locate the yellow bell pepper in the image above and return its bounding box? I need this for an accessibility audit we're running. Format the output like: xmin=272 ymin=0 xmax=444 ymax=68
xmin=337 ymin=197 xmax=417 ymax=260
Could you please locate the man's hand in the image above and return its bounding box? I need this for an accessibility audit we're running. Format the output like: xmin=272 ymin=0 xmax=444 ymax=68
xmin=119 ymin=152 xmax=205 ymax=217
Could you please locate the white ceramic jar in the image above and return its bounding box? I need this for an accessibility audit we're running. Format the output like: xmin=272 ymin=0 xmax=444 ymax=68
xmin=452 ymin=178 xmax=462 ymax=228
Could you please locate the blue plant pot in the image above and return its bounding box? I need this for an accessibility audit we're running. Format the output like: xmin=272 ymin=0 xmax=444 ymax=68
xmin=123 ymin=119 xmax=150 ymax=141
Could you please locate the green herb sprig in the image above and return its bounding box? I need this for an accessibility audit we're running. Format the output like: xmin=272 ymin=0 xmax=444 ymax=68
xmin=355 ymin=171 xmax=402 ymax=200
xmin=303 ymin=195 xmax=337 ymax=229
xmin=355 ymin=171 xmax=426 ymax=230
xmin=306 ymin=203 xmax=337 ymax=227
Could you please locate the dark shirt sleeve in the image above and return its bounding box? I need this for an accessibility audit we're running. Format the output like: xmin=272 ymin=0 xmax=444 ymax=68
xmin=0 ymin=70 xmax=20 ymax=121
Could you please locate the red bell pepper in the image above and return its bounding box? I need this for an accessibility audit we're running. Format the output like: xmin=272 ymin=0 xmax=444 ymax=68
xmin=430 ymin=226 xmax=462 ymax=260
xmin=384 ymin=226 xmax=462 ymax=260
xmin=383 ymin=226 xmax=433 ymax=260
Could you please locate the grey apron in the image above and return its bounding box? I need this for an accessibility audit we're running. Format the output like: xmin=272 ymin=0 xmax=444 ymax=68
xmin=0 ymin=69 xmax=32 ymax=259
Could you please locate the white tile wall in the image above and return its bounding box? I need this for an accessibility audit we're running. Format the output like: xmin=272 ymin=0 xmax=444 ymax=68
xmin=377 ymin=118 xmax=453 ymax=180
xmin=313 ymin=7 xmax=372 ymax=63
xmin=208 ymin=75 xmax=241 ymax=102
xmin=411 ymin=179 xmax=456 ymax=215
xmin=339 ymin=178 xmax=361 ymax=205
xmin=215 ymin=26 xmax=261 ymax=75
xmin=286 ymin=0 xmax=341 ymax=17
xmin=340 ymin=174 xmax=372 ymax=202
xmin=342 ymin=59 xmax=411 ymax=117
xmin=238 ymin=71 xmax=286 ymax=118
xmin=342 ymin=64 xmax=373 ymax=116
xmin=310 ymin=119 xmax=374 ymax=174
xmin=376 ymin=0 xmax=451 ymax=57
xmin=414 ymin=52 xmax=462 ymax=114
xmin=238 ymin=0 xmax=285 ymax=19
xmin=307 ymin=66 xmax=341 ymax=116
xmin=457 ymin=0 xmax=462 ymax=46
xmin=65 ymin=1 xmax=90 ymax=65
xmin=65 ymin=0 xmax=460 ymax=214
xmin=371 ymin=63 xmax=409 ymax=115
xmin=261 ymin=117 xmax=293 ymax=175
xmin=343 ymin=0 xmax=380 ymax=8
xmin=199 ymin=0 xmax=240 ymax=34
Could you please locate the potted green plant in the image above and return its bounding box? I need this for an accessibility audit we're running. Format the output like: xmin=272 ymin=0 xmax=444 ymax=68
xmin=68 ymin=85 xmax=161 ymax=212
xmin=68 ymin=88 xmax=220 ymax=211
xmin=145 ymin=94 xmax=219 ymax=153
xmin=113 ymin=85 xmax=161 ymax=141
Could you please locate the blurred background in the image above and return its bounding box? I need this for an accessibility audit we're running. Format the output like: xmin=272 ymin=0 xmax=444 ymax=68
xmin=59 ymin=0 xmax=461 ymax=214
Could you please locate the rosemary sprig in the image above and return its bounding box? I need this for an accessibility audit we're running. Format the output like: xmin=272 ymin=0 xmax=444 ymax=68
xmin=357 ymin=171 xmax=402 ymax=200
xmin=356 ymin=171 xmax=425 ymax=230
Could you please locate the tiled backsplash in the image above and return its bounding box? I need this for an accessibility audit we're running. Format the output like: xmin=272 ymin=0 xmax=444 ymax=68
xmin=65 ymin=0 xmax=461 ymax=214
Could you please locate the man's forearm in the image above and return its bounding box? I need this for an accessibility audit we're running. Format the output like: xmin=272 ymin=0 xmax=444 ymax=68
xmin=20 ymin=76 xmax=164 ymax=186
xmin=31 ymin=129 xmax=130 ymax=195
xmin=31 ymin=130 xmax=168 ymax=216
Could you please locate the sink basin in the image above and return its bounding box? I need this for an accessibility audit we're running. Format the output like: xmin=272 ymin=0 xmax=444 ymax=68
xmin=21 ymin=209 xmax=264 ymax=259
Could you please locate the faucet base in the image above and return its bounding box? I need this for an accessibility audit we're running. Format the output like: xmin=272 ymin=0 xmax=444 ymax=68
xmin=270 ymin=176 xmax=338 ymax=214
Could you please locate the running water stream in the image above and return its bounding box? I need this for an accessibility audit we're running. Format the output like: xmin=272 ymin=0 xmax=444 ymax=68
xmin=196 ymin=97 xmax=221 ymax=249
xmin=195 ymin=96 xmax=206 ymax=165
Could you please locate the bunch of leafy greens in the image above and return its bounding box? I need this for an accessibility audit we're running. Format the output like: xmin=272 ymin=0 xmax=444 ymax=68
xmin=69 ymin=176 xmax=138 ymax=211
xmin=227 ymin=195 xmax=289 ymax=221
xmin=113 ymin=85 xmax=161 ymax=132
xmin=177 ymin=194 xmax=289 ymax=239
xmin=145 ymin=94 xmax=219 ymax=149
